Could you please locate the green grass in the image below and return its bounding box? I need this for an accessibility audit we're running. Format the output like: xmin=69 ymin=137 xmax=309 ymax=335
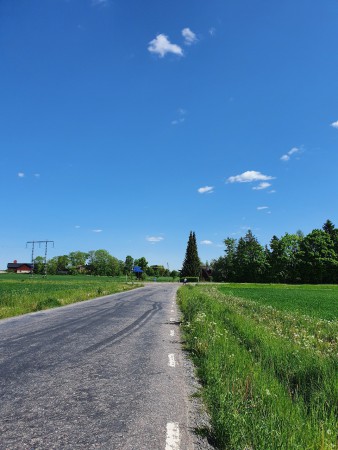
xmin=0 ymin=274 xmax=140 ymax=319
xmin=178 ymin=284 xmax=338 ymax=449
xmin=218 ymin=283 xmax=338 ymax=320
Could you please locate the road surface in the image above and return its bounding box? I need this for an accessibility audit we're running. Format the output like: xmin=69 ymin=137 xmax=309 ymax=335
xmin=0 ymin=283 xmax=205 ymax=449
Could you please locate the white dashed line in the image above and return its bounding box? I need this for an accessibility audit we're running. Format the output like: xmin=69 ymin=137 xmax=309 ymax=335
xmin=170 ymin=330 xmax=175 ymax=337
xmin=168 ymin=354 xmax=176 ymax=367
xmin=165 ymin=422 xmax=180 ymax=450
xmin=171 ymin=309 xmax=174 ymax=313
xmin=169 ymin=318 xmax=175 ymax=323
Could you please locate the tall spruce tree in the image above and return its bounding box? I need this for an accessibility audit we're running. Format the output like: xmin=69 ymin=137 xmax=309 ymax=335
xmin=181 ymin=231 xmax=201 ymax=277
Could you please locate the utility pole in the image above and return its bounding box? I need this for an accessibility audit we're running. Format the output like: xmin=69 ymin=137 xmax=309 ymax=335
xmin=26 ymin=240 xmax=54 ymax=276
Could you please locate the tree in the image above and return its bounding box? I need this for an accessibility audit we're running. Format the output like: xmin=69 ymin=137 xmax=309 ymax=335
xmin=181 ymin=231 xmax=201 ymax=278
xmin=33 ymin=256 xmax=45 ymax=275
xmin=68 ymin=251 xmax=89 ymax=274
xmin=297 ymin=229 xmax=338 ymax=283
xmin=268 ymin=233 xmax=302 ymax=283
xmin=134 ymin=257 xmax=148 ymax=272
xmin=124 ymin=255 xmax=134 ymax=275
xmin=87 ymin=249 xmax=119 ymax=276
xmin=234 ymin=230 xmax=267 ymax=282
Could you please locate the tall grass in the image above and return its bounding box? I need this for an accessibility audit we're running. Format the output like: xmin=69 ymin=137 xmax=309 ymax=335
xmin=0 ymin=274 xmax=139 ymax=319
xmin=178 ymin=285 xmax=337 ymax=449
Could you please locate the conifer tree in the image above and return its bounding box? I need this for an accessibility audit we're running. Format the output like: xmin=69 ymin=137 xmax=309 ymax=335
xmin=181 ymin=231 xmax=201 ymax=277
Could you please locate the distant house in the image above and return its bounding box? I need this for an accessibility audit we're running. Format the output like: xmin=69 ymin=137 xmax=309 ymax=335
xmin=7 ymin=260 xmax=33 ymax=274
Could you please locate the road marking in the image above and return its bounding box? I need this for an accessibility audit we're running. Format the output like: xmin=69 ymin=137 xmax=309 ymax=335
xmin=168 ymin=354 xmax=176 ymax=367
xmin=170 ymin=330 xmax=175 ymax=337
xmin=165 ymin=422 xmax=180 ymax=450
xmin=171 ymin=309 xmax=174 ymax=313
xmin=169 ymin=317 xmax=175 ymax=323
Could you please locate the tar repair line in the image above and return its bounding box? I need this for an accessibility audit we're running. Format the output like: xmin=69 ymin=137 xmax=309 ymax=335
xmin=165 ymin=422 xmax=180 ymax=450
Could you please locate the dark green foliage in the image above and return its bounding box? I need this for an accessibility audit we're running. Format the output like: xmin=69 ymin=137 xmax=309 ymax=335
xmin=181 ymin=231 xmax=201 ymax=278
xmin=211 ymin=220 xmax=338 ymax=284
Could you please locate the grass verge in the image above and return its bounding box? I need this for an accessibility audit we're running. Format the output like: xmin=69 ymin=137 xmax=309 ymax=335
xmin=0 ymin=274 xmax=140 ymax=319
xmin=178 ymin=284 xmax=337 ymax=450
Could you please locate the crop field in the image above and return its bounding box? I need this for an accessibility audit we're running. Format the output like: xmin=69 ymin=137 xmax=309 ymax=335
xmin=178 ymin=284 xmax=338 ymax=449
xmin=0 ymin=274 xmax=139 ymax=320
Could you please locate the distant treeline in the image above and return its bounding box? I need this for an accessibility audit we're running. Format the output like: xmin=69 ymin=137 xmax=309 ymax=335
xmin=34 ymin=251 xmax=178 ymax=278
xmin=211 ymin=220 xmax=338 ymax=284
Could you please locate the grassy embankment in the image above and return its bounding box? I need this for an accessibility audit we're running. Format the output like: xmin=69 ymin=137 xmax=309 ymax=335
xmin=178 ymin=284 xmax=338 ymax=449
xmin=0 ymin=274 xmax=140 ymax=320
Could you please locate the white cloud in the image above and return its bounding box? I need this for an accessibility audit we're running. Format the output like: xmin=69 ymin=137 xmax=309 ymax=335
xmin=182 ymin=28 xmax=197 ymax=45
xmin=227 ymin=171 xmax=274 ymax=183
xmin=209 ymin=27 xmax=216 ymax=37
xmin=18 ymin=172 xmax=25 ymax=178
xmin=172 ymin=108 xmax=186 ymax=125
xmin=201 ymin=240 xmax=213 ymax=245
xmin=281 ymin=146 xmax=300 ymax=162
xmin=146 ymin=236 xmax=164 ymax=243
xmin=148 ymin=34 xmax=183 ymax=58
xmin=34 ymin=173 xmax=40 ymax=178
xmin=330 ymin=120 xmax=338 ymax=129
xmin=198 ymin=186 xmax=214 ymax=194
xmin=252 ymin=182 xmax=271 ymax=190
xmin=268 ymin=190 xmax=276 ymax=194
xmin=92 ymin=229 xmax=103 ymax=233
xmin=92 ymin=0 xmax=108 ymax=6
xmin=257 ymin=206 xmax=268 ymax=210
xmin=75 ymin=225 xmax=80 ymax=229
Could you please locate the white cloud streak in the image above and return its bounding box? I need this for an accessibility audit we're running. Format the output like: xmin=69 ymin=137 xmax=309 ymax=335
xmin=148 ymin=34 xmax=183 ymax=58
xmin=18 ymin=172 xmax=25 ymax=178
xmin=280 ymin=147 xmax=300 ymax=162
xmin=257 ymin=206 xmax=269 ymax=210
xmin=252 ymin=182 xmax=271 ymax=190
xmin=200 ymin=240 xmax=213 ymax=245
xmin=330 ymin=120 xmax=338 ymax=129
xmin=146 ymin=236 xmax=164 ymax=243
xmin=92 ymin=229 xmax=103 ymax=233
xmin=227 ymin=171 xmax=274 ymax=183
xmin=198 ymin=186 xmax=214 ymax=194
xmin=182 ymin=28 xmax=197 ymax=45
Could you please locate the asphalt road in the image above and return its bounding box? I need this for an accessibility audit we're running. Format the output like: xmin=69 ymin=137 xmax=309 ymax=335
xmin=0 ymin=283 xmax=199 ymax=450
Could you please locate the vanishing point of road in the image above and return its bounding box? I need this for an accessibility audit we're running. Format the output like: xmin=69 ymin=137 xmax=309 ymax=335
xmin=0 ymin=283 xmax=205 ymax=450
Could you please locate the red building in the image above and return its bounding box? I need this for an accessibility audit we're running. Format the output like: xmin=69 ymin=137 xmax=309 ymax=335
xmin=7 ymin=260 xmax=33 ymax=274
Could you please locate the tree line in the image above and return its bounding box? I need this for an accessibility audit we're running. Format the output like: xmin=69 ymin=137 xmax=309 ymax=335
xmin=211 ymin=220 xmax=338 ymax=284
xmin=33 ymin=250 xmax=177 ymax=278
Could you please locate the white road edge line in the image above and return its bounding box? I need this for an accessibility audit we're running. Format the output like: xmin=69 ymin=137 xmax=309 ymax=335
xmin=170 ymin=330 xmax=175 ymax=337
xmin=168 ymin=354 xmax=176 ymax=367
xmin=166 ymin=422 xmax=180 ymax=450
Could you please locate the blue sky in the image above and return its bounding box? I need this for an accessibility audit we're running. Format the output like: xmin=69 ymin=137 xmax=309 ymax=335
xmin=1 ymin=0 xmax=338 ymax=270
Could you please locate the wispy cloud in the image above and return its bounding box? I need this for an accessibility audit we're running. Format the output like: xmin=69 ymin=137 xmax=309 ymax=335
xmin=227 ymin=171 xmax=275 ymax=183
xmin=252 ymin=182 xmax=271 ymax=191
xmin=146 ymin=236 xmax=164 ymax=243
xmin=91 ymin=0 xmax=108 ymax=6
xmin=92 ymin=229 xmax=103 ymax=233
xmin=34 ymin=173 xmax=40 ymax=178
xmin=148 ymin=34 xmax=183 ymax=58
xmin=198 ymin=186 xmax=214 ymax=194
xmin=330 ymin=120 xmax=338 ymax=129
xmin=209 ymin=27 xmax=216 ymax=37
xmin=200 ymin=240 xmax=213 ymax=245
xmin=75 ymin=225 xmax=80 ymax=229
xmin=280 ymin=146 xmax=300 ymax=162
xmin=257 ymin=206 xmax=269 ymax=210
xmin=171 ymin=108 xmax=186 ymax=125
xmin=182 ymin=28 xmax=198 ymax=45
xmin=18 ymin=172 xmax=25 ymax=178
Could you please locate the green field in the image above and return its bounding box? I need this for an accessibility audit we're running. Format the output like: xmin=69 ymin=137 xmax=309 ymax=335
xmin=0 ymin=274 xmax=140 ymax=319
xmin=178 ymin=284 xmax=338 ymax=449
xmin=218 ymin=283 xmax=338 ymax=320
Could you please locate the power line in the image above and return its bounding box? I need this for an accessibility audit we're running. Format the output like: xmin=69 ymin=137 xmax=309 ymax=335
xmin=26 ymin=240 xmax=54 ymax=276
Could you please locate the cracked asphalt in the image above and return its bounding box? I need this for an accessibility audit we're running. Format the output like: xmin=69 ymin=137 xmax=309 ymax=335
xmin=0 ymin=283 xmax=200 ymax=450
